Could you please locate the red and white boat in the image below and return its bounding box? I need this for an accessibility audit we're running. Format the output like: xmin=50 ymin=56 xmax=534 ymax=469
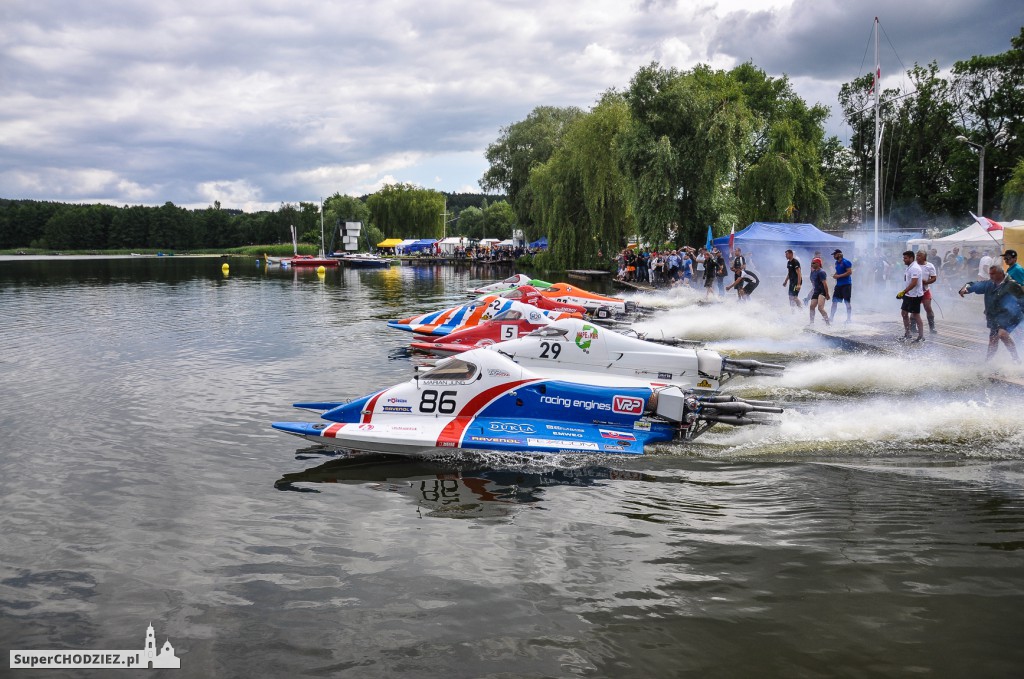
xmin=409 ymin=308 xmax=555 ymax=357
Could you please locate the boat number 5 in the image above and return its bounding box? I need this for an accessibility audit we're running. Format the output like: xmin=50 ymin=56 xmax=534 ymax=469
xmin=420 ymin=389 xmax=457 ymax=414
xmin=539 ymin=341 xmax=561 ymax=359
xmin=501 ymin=325 xmax=516 ymax=341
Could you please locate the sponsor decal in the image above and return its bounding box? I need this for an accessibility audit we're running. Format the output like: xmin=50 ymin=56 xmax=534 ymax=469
xmin=439 ymin=441 xmax=458 ymax=447
xmin=600 ymin=429 xmax=637 ymax=441
xmin=529 ymin=311 xmax=541 ymax=321
xmin=382 ymin=406 xmax=412 ymax=412
xmin=386 ymin=397 xmax=408 ymax=404
xmin=487 ymin=368 xmax=511 ymax=377
xmin=657 ymin=372 xmax=672 ymax=380
xmin=466 ymin=435 xmax=522 ymax=445
xmin=574 ymin=324 xmax=599 ymax=352
xmin=696 ymin=379 xmax=713 ymax=389
xmin=357 ymin=423 xmax=376 ymax=430
xmin=488 ymin=421 xmax=536 ymax=434
xmin=547 ymin=424 xmax=584 ymax=433
xmin=539 ymin=395 xmax=612 ymax=411
xmin=612 ymin=395 xmax=645 ymax=414
xmin=633 ymin=420 xmax=652 ymax=431
xmin=526 ymin=438 xmax=599 ymax=450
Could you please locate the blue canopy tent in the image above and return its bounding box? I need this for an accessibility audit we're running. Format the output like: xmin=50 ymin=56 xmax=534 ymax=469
xmin=403 ymin=238 xmax=438 ymax=254
xmin=528 ymin=236 xmax=548 ymax=249
xmin=712 ymin=222 xmax=853 ymax=257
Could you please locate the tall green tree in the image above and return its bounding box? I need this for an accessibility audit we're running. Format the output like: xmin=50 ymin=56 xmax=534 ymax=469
xmin=530 ymin=92 xmax=633 ymax=266
xmin=366 ymin=183 xmax=445 ymax=238
xmin=480 ymin=106 xmax=584 ymax=238
xmin=618 ymin=63 xmax=751 ymax=247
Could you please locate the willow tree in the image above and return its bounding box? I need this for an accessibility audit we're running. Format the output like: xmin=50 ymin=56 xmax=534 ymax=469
xmin=365 ymin=183 xmax=444 ymax=238
xmin=529 ymin=92 xmax=634 ymax=268
xmin=618 ymin=63 xmax=751 ymax=247
xmin=731 ymin=63 xmax=829 ymax=225
xmin=480 ymin=106 xmax=584 ymax=241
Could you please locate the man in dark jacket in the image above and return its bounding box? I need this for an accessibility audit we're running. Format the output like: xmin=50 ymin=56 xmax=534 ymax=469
xmin=960 ymin=264 xmax=1024 ymax=362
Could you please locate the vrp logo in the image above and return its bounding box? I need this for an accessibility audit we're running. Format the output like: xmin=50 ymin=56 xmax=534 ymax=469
xmin=612 ymin=395 xmax=645 ymax=414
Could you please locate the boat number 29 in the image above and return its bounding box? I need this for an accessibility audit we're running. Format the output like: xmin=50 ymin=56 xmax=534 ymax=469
xmin=539 ymin=341 xmax=561 ymax=359
xmin=419 ymin=389 xmax=457 ymax=414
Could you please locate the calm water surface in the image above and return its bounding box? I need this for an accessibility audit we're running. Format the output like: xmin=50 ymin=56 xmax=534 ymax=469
xmin=1 ymin=256 xmax=1022 ymax=678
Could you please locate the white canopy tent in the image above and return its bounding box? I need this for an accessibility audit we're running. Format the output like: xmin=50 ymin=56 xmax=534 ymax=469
xmin=907 ymin=219 xmax=1024 ymax=259
xmin=437 ymin=236 xmax=469 ymax=255
xmin=395 ymin=238 xmax=420 ymax=254
xmin=478 ymin=238 xmax=501 ymax=249
xmin=495 ymin=239 xmax=515 ymax=247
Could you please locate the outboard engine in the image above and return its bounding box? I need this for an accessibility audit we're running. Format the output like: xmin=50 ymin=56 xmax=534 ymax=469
xmin=649 ymin=387 xmax=784 ymax=441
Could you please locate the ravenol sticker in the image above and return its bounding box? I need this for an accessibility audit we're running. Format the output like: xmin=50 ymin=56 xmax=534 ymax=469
xmin=575 ymin=324 xmax=599 ymax=352
xmin=382 ymin=406 xmax=412 ymax=412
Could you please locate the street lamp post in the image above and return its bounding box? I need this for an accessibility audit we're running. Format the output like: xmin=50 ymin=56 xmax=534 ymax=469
xmin=956 ymin=135 xmax=985 ymax=215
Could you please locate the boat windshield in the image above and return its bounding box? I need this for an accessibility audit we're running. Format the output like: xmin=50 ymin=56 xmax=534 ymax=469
xmin=502 ymin=289 xmax=523 ymax=300
xmin=421 ymin=358 xmax=479 ymax=382
xmin=491 ymin=309 xmax=522 ymax=321
xmin=527 ymin=326 xmax=568 ymax=338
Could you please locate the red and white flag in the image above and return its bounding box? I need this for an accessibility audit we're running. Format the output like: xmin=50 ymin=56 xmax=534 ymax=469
xmin=971 ymin=211 xmax=1004 ymax=232
xmin=728 ymin=225 xmax=735 ymax=254
xmin=868 ymin=65 xmax=880 ymax=96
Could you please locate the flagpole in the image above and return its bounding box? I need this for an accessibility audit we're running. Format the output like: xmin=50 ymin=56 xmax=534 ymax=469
xmin=873 ymin=16 xmax=880 ymax=250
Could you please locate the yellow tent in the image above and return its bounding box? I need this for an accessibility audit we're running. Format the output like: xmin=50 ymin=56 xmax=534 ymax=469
xmin=377 ymin=238 xmax=404 ymax=248
xmin=1004 ymin=225 xmax=1024 ymax=258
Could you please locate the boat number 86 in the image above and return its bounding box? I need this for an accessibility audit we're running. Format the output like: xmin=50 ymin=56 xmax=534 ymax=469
xmin=419 ymin=389 xmax=457 ymax=414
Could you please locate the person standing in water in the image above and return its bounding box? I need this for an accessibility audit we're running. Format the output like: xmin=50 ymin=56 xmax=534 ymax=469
xmin=807 ymin=257 xmax=830 ymax=326
xmin=830 ymin=249 xmax=853 ymax=323
xmin=959 ymin=264 xmax=1024 ymax=363
xmin=916 ymin=249 xmax=938 ymax=334
xmin=897 ymin=250 xmax=925 ymax=343
xmin=782 ymin=249 xmax=803 ymax=311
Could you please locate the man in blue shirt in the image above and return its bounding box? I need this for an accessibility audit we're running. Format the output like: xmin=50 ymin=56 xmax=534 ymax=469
xmin=1004 ymin=249 xmax=1024 ymax=285
xmin=830 ymin=249 xmax=853 ymax=323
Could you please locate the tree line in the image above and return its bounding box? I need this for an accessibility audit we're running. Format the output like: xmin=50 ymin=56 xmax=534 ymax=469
xmin=0 ymin=191 xmax=512 ymax=252
xmin=481 ymin=28 xmax=1024 ymax=268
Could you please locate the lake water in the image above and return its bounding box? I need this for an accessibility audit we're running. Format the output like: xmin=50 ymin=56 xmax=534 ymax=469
xmin=2 ymin=256 xmax=1023 ymax=678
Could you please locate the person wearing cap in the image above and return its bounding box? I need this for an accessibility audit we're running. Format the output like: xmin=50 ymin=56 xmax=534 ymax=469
xmin=959 ymin=264 xmax=1024 ymax=363
xmin=782 ymin=249 xmax=803 ymax=311
xmin=807 ymin=257 xmax=830 ymax=326
xmin=830 ymin=248 xmax=853 ymax=323
xmin=1004 ymin=249 xmax=1023 ymax=285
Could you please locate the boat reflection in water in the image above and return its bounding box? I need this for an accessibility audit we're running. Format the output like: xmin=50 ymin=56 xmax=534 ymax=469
xmin=275 ymin=449 xmax=713 ymax=519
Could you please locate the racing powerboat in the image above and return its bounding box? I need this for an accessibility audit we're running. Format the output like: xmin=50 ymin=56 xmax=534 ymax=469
xmin=491 ymin=285 xmax=587 ymax=316
xmin=409 ymin=308 xmax=556 ymax=357
xmin=479 ymin=317 xmax=784 ymax=392
xmin=388 ymin=297 xmax=581 ymax=336
xmin=536 ymin=282 xmax=637 ymax=315
xmin=272 ymin=349 xmax=781 ymax=457
xmin=469 ymin=274 xmax=553 ymax=295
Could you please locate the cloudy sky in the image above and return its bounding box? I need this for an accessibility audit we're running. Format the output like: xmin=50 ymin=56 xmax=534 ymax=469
xmin=2 ymin=0 xmax=1021 ymax=211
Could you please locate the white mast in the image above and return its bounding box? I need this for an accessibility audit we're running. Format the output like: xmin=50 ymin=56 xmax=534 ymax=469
xmin=319 ymin=197 xmax=326 ymax=258
xmin=873 ymin=16 xmax=880 ymax=249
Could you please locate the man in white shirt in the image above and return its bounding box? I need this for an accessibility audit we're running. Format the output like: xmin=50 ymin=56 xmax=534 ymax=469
xmin=897 ymin=250 xmax=925 ymax=342
xmin=916 ymin=250 xmax=938 ymax=334
xmin=978 ymin=249 xmax=994 ymax=280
